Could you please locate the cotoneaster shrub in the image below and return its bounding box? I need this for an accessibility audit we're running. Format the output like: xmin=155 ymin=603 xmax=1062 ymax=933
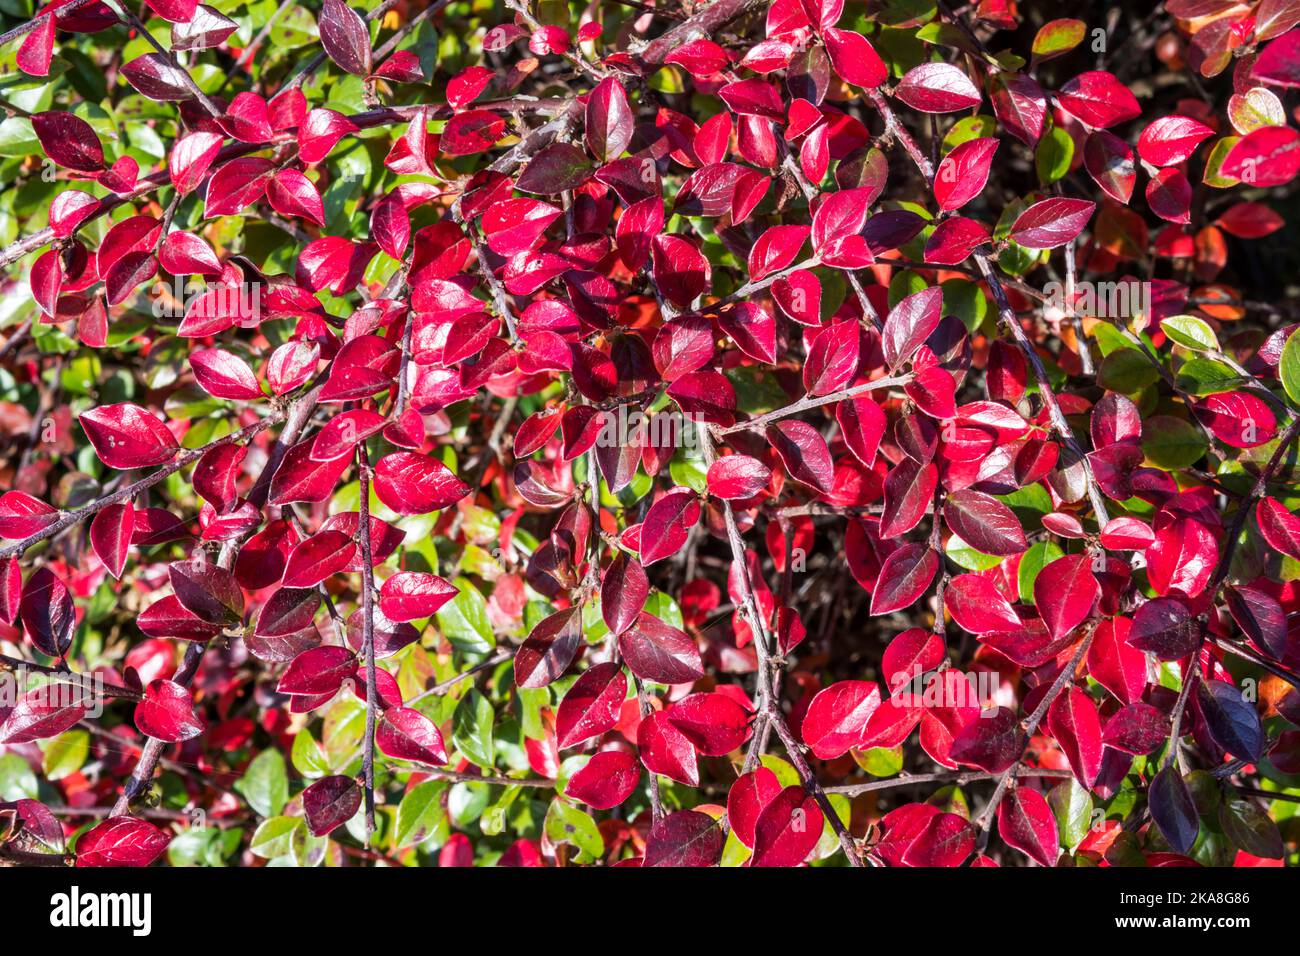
xmin=0 ymin=0 xmax=1299 ymax=868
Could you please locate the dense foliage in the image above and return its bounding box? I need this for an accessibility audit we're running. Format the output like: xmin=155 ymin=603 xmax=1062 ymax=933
xmin=1 ymin=0 xmax=1300 ymax=868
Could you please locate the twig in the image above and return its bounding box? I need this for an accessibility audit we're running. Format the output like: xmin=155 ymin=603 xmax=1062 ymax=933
xmin=357 ymin=443 xmax=378 ymax=842
xmin=973 ymin=630 xmax=1094 ymax=850
xmin=715 ymin=374 xmax=911 ymax=435
xmin=766 ymin=706 xmax=863 ymax=867
xmin=0 ymin=415 xmax=282 ymax=561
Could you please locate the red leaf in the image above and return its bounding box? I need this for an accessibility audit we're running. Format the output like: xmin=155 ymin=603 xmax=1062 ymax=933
xmin=1032 ymin=553 xmax=1098 ymax=640
xmin=377 ymin=707 xmax=448 ymax=765
xmin=90 ymin=501 xmax=134 ymax=579
xmin=299 ymin=108 xmax=359 ymax=164
xmin=555 ymin=662 xmax=627 ymax=748
xmin=441 ymin=110 xmax=506 ymax=156
xmin=667 ymin=692 xmax=751 ymax=755
xmin=638 ymin=488 xmax=701 ymax=565
xmin=170 ymin=130 xmax=224 ymax=194
xmin=749 ymin=224 xmax=809 ymax=282
xmin=601 ymin=552 xmax=649 ymax=636
xmin=267 ymin=168 xmax=326 ymax=226
xmin=934 ymin=137 xmax=998 ymax=211
xmin=719 ymin=78 xmax=785 ymax=118
xmin=76 ymin=817 xmax=169 ymax=867
xmin=283 ymin=530 xmax=357 ymax=588
xmin=706 ymin=454 xmax=771 ymax=500
xmin=319 ymin=0 xmax=372 ymax=75
xmin=379 ymin=572 xmax=458 ymax=622
xmin=446 ymin=65 xmax=494 ymax=109
xmin=204 ymin=157 xmax=275 ymax=218
xmin=881 ymin=285 xmax=943 ymax=368
xmin=79 ymin=403 xmax=179 ymax=469
xmin=586 ymin=77 xmax=634 ymax=162
xmin=1084 ymin=130 xmax=1136 ymax=204
xmin=268 ymin=439 xmax=352 ymax=505
xmin=0 ymin=491 xmax=59 ymax=539
xmin=277 ymin=645 xmax=358 ymax=696
xmin=31 ymin=111 xmax=104 ymax=172
xmin=950 ymin=707 xmax=1021 ymax=773
xmin=727 ymin=767 xmax=782 ymax=847
xmin=160 ymin=231 xmax=222 ymax=277
xmin=373 ymin=452 xmax=470 ymax=515
xmin=1256 ymin=496 xmax=1300 ymax=559
xmin=566 ymin=751 xmax=640 ymax=809
xmin=16 ymin=15 xmax=53 ymax=76
xmin=643 ymin=809 xmax=722 ymax=866
xmin=943 ymin=489 xmax=1028 ymax=557
xmin=189 ymin=348 xmax=262 ymax=400
xmin=1102 ymin=701 xmax=1169 ymax=755
xmin=1056 ymin=71 xmax=1141 ymax=129
xmin=895 ymin=63 xmax=981 ymax=113
xmin=0 ymin=689 xmax=88 ymax=744
xmin=767 ymin=420 xmax=834 ymax=493
xmin=1145 ymin=515 xmax=1216 ymax=598
xmin=945 ymin=573 xmax=1021 ymax=633
xmin=1009 ymin=198 xmax=1096 ymax=249
xmin=823 ymin=27 xmax=886 ymax=88
xmin=1128 ymin=596 xmax=1198 ymax=660
xmin=902 ymin=811 xmax=975 ymax=866
xmin=997 ymin=787 xmax=1059 ymax=866
xmin=752 ymin=786 xmax=824 ymax=866
xmin=515 ymin=607 xmax=583 ymax=689
xmin=665 ymin=38 xmax=731 ymax=77
xmin=303 ymin=775 xmax=361 ymax=836
xmin=1251 ymin=27 xmax=1300 ymax=86
xmin=802 ymin=680 xmax=881 ymax=759
xmin=1138 ymin=115 xmax=1214 ymax=167
xmin=870 ymin=543 xmax=939 ymax=615
xmin=1046 ymin=685 xmax=1104 ymax=788
xmin=619 ymin=612 xmax=704 ymax=684
xmin=1087 ymin=616 xmax=1147 ymax=704
xmin=637 ymin=710 xmax=699 ymax=786
xmin=135 ymin=679 xmax=204 ymax=742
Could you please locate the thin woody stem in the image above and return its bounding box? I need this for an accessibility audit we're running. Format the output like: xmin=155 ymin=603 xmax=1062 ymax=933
xmin=0 ymin=415 xmax=282 ymax=561
xmin=715 ymin=374 xmax=912 ymax=435
xmin=357 ymin=443 xmax=378 ymax=841
xmin=973 ymin=630 xmax=1095 ymax=849
xmin=766 ymin=705 xmax=863 ymax=867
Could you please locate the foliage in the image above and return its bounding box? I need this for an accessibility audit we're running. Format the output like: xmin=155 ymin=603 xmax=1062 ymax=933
xmin=0 ymin=0 xmax=1299 ymax=868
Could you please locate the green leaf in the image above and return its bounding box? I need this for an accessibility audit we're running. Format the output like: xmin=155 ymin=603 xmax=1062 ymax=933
xmin=249 ymin=815 xmax=301 ymax=859
xmin=544 ymin=798 xmax=604 ymax=861
xmin=1032 ymin=18 xmax=1086 ymax=61
xmin=452 ymin=690 xmax=496 ymax=769
xmin=291 ymin=730 xmax=330 ymax=780
xmin=0 ymin=752 xmax=37 ymax=800
xmin=946 ymin=533 xmax=1004 ymax=571
xmin=1162 ymin=314 xmax=1220 ymax=353
xmin=1142 ymin=414 xmax=1207 ymax=469
xmin=1048 ymin=778 xmax=1093 ymax=849
xmin=167 ymin=827 xmax=226 ymax=867
xmin=1281 ymin=329 xmax=1300 ymax=408
xmin=855 ymin=746 xmax=904 ymax=777
xmin=435 ymin=577 xmax=496 ymax=654
xmin=1097 ymin=347 xmax=1159 ymax=395
xmin=1035 ymin=126 xmax=1074 ymax=184
xmin=41 ymin=729 xmax=89 ymax=782
xmin=1218 ymin=798 xmax=1284 ymax=859
xmin=234 ymin=749 xmax=289 ymax=817
xmin=395 ymin=780 xmax=449 ymax=849
xmin=1018 ymin=540 xmax=1065 ymax=603
xmin=1176 ymin=357 xmax=1243 ymax=396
